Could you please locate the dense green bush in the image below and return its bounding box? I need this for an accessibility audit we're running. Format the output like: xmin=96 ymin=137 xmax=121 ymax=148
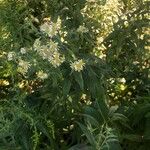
xmin=0 ymin=0 xmax=149 ymax=150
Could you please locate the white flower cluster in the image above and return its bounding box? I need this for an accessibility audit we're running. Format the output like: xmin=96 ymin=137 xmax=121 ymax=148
xmin=17 ymin=59 xmax=31 ymax=75
xmin=7 ymin=16 xmax=87 ymax=78
xmin=70 ymin=59 xmax=85 ymax=72
xmin=33 ymin=39 xmax=65 ymax=68
xmin=40 ymin=17 xmax=61 ymax=37
xmin=51 ymin=51 xmax=65 ymax=68
xmin=33 ymin=38 xmax=41 ymax=51
xmin=7 ymin=47 xmax=27 ymax=61
xmin=77 ymin=25 xmax=89 ymax=33
xmin=118 ymin=78 xmax=126 ymax=84
xmin=20 ymin=48 xmax=26 ymax=54
xmin=37 ymin=70 xmax=48 ymax=80
xmin=7 ymin=49 xmax=31 ymax=75
xmin=7 ymin=52 xmax=15 ymax=61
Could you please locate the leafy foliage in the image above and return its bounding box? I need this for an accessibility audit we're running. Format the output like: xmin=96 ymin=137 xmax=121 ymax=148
xmin=0 ymin=0 xmax=150 ymax=150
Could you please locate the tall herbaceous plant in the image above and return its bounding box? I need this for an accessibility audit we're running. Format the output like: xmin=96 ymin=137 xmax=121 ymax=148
xmin=0 ymin=0 xmax=149 ymax=150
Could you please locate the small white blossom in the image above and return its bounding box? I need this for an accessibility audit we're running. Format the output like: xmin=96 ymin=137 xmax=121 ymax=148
xmin=40 ymin=18 xmax=61 ymax=37
xmin=77 ymin=25 xmax=89 ymax=33
xmin=7 ymin=52 xmax=15 ymax=61
xmin=34 ymin=39 xmax=64 ymax=68
xmin=109 ymin=78 xmax=115 ymax=84
xmin=20 ymin=48 xmax=26 ymax=54
xmin=37 ymin=70 xmax=48 ymax=80
xmin=50 ymin=51 xmax=65 ymax=68
xmin=71 ymin=59 xmax=85 ymax=72
xmin=49 ymin=40 xmax=58 ymax=52
xmin=119 ymin=78 xmax=126 ymax=83
xmin=17 ymin=59 xmax=31 ymax=75
xmin=97 ymin=37 xmax=104 ymax=44
xmin=38 ymin=43 xmax=57 ymax=61
xmin=133 ymin=61 xmax=139 ymax=65
xmin=40 ymin=22 xmax=53 ymax=37
xmin=39 ymin=45 xmax=50 ymax=60
xmin=33 ymin=38 xmax=41 ymax=51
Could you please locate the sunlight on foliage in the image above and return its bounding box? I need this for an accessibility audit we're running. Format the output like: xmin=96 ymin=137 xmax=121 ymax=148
xmin=0 ymin=0 xmax=150 ymax=149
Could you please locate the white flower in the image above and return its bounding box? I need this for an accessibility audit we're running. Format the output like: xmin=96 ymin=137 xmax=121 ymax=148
xmin=40 ymin=22 xmax=52 ymax=36
xmin=33 ymin=38 xmax=41 ymax=51
xmin=20 ymin=48 xmax=26 ymax=54
xmin=109 ymin=78 xmax=115 ymax=84
xmin=133 ymin=61 xmax=139 ymax=65
xmin=49 ymin=40 xmax=58 ymax=52
xmin=17 ymin=59 xmax=31 ymax=75
xmin=50 ymin=51 xmax=65 ymax=68
xmin=39 ymin=45 xmax=50 ymax=60
xmin=34 ymin=39 xmax=65 ymax=68
xmin=97 ymin=37 xmax=104 ymax=44
xmin=77 ymin=25 xmax=89 ymax=33
xmin=7 ymin=52 xmax=15 ymax=61
xmin=119 ymin=78 xmax=126 ymax=83
xmin=37 ymin=70 xmax=48 ymax=80
xmin=70 ymin=59 xmax=85 ymax=72
xmin=40 ymin=21 xmax=60 ymax=37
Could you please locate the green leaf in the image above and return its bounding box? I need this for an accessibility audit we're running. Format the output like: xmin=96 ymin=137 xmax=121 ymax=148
xmin=82 ymin=114 xmax=100 ymax=127
xmin=63 ymin=79 xmax=71 ymax=96
xmin=94 ymin=99 xmax=109 ymax=123
xmin=84 ymin=106 xmax=104 ymax=125
xmin=77 ymin=122 xmax=96 ymax=148
xmin=73 ymin=72 xmax=84 ymax=90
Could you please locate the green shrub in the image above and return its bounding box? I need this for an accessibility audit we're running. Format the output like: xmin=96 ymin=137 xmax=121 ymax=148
xmin=0 ymin=0 xmax=149 ymax=150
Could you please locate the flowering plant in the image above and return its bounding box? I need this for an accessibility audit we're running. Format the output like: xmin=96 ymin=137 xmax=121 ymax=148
xmin=0 ymin=0 xmax=149 ymax=149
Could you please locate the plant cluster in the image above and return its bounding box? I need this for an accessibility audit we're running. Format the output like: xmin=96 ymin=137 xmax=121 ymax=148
xmin=0 ymin=0 xmax=150 ymax=150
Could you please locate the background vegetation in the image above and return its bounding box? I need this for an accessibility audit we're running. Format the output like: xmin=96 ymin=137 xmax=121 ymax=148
xmin=0 ymin=0 xmax=150 ymax=149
